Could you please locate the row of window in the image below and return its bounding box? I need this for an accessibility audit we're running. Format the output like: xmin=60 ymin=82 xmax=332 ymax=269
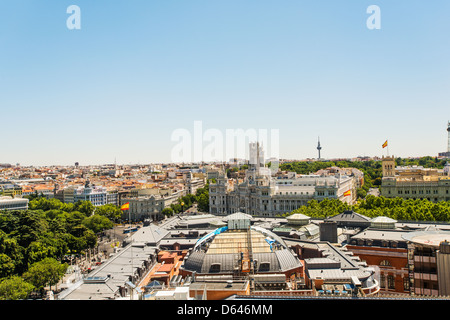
xmin=0 ymin=203 xmax=28 ymax=210
xmin=388 ymin=189 xmax=449 ymax=195
xmin=209 ymin=261 xmax=271 ymax=273
xmin=350 ymin=239 xmax=408 ymax=249
xmin=379 ymin=274 xmax=410 ymax=291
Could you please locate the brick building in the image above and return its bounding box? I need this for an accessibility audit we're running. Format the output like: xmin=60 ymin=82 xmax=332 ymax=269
xmin=346 ymin=228 xmax=410 ymax=294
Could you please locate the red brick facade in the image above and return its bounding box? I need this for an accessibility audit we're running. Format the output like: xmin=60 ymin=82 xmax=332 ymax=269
xmin=346 ymin=244 xmax=410 ymax=293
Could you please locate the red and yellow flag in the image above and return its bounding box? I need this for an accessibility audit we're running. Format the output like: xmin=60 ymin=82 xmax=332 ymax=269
xmin=120 ymin=202 xmax=130 ymax=211
xmin=382 ymin=140 xmax=388 ymax=148
xmin=344 ymin=190 xmax=351 ymax=197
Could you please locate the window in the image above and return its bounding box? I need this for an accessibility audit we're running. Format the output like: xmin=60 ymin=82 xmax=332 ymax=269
xmin=387 ymin=275 xmax=395 ymax=289
xmin=259 ymin=262 xmax=271 ymax=272
xmin=210 ymin=263 xmax=221 ymax=273
xmin=380 ymin=274 xmax=385 ymax=288
xmin=380 ymin=260 xmax=391 ymax=267
xmin=403 ymin=277 xmax=410 ymax=291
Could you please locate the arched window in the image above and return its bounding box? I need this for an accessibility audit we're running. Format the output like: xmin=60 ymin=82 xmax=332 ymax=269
xmin=210 ymin=263 xmax=221 ymax=273
xmin=380 ymin=260 xmax=391 ymax=266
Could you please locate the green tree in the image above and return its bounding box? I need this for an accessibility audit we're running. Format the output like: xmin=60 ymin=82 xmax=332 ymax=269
xmin=62 ymin=233 xmax=85 ymax=255
xmin=63 ymin=211 xmax=87 ymax=235
xmin=95 ymin=204 xmax=121 ymax=222
xmin=23 ymin=258 xmax=68 ymax=294
xmin=25 ymin=241 xmax=58 ymax=267
xmin=197 ymin=193 xmax=209 ymax=213
xmin=10 ymin=210 xmax=49 ymax=248
xmin=0 ymin=230 xmax=24 ymax=274
xmin=82 ymin=214 xmax=114 ymax=233
xmin=0 ymin=254 xmax=15 ymax=278
xmin=82 ymin=229 xmax=98 ymax=249
xmin=0 ymin=276 xmax=34 ymax=300
xmin=161 ymin=207 xmax=174 ymax=217
xmin=356 ymin=188 xmax=367 ymax=199
xmin=75 ymin=201 xmax=95 ymax=216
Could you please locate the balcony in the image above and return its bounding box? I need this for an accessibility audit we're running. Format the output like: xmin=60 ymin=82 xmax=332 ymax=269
xmin=414 ymin=256 xmax=436 ymax=264
xmin=414 ymin=272 xmax=438 ymax=281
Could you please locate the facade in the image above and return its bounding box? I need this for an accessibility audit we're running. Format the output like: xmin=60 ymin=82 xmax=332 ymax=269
xmin=346 ymin=228 xmax=410 ymax=294
xmin=74 ymin=183 xmax=118 ymax=207
xmin=209 ymin=144 xmax=357 ymax=217
xmin=402 ymin=230 xmax=450 ymax=296
xmin=54 ymin=186 xmax=76 ymax=203
xmin=0 ymin=196 xmax=29 ymax=211
xmin=55 ymin=182 xmax=118 ymax=207
xmin=120 ymin=190 xmax=183 ymax=222
xmin=184 ymin=171 xmax=205 ymax=195
xmin=0 ymin=183 xmax=22 ymax=197
xmin=380 ymin=156 xmax=450 ymax=203
xmin=285 ymin=238 xmax=380 ymax=296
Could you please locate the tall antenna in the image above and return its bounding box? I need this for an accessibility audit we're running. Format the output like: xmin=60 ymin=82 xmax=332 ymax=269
xmin=447 ymin=121 xmax=450 ymax=153
xmin=317 ymin=137 xmax=322 ymax=160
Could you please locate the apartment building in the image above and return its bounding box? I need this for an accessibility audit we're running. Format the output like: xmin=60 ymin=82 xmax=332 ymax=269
xmin=403 ymin=230 xmax=450 ymax=296
xmin=55 ymin=182 xmax=118 ymax=206
xmin=0 ymin=183 xmax=22 ymax=197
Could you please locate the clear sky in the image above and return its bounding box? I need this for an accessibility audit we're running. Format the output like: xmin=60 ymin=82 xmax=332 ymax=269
xmin=1 ymin=1 xmax=449 ymax=166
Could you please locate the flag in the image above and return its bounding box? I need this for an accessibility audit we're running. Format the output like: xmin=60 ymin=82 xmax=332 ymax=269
xmin=120 ymin=202 xmax=129 ymax=211
xmin=344 ymin=190 xmax=351 ymax=197
xmin=382 ymin=140 xmax=388 ymax=148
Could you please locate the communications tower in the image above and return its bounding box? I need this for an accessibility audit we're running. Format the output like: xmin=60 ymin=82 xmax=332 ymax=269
xmin=317 ymin=137 xmax=322 ymax=160
xmin=447 ymin=121 xmax=450 ymax=153
xmin=438 ymin=121 xmax=450 ymax=158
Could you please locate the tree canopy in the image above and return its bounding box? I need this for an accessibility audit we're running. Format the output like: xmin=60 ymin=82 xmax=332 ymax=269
xmin=284 ymin=195 xmax=450 ymax=222
xmin=0 ymin=198 xmax=121 ymax=299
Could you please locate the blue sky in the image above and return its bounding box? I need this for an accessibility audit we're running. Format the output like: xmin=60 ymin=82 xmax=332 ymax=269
xmin=1 ymin=1 xmax=449 ymax=165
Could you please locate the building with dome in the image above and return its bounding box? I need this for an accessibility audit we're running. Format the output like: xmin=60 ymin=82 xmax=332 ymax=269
xmin=180 ymin=212 xmax=303 ymax=276
xmin=179 ymin=212 xmax=304 ymax=296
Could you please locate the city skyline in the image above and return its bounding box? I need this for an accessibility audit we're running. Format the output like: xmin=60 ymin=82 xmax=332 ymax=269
xmin=1 ymin=1 xmax=450 ymax=166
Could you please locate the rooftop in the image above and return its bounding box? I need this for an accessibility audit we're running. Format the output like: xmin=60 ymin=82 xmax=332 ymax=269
xmin=402 ymin=230 xmax=450 ymax=247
